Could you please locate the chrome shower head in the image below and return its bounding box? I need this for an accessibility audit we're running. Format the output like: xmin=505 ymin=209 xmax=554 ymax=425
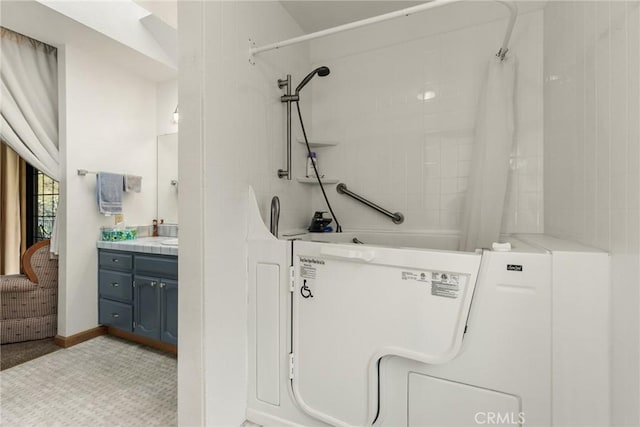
xmin=295 ymin=66 xmax=331 ymax=95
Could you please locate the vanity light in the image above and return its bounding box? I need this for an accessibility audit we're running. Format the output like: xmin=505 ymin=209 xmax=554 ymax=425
xmin=173 ymin=105 xmax=179 ymax=123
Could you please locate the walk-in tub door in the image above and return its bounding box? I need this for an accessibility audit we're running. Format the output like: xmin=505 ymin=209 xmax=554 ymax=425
xmin=290 ymin=240 xmax=482 ymax=426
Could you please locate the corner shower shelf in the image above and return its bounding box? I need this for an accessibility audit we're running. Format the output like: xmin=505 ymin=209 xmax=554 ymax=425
xmin=297 ymin=177 xmax=339 ymax=185
xmin=297 ymin=139 xmax=339 ymax=148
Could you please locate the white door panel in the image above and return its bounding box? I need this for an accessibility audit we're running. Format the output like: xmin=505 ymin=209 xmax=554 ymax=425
xmin=291 ymin=240 xmax=482 ymax=426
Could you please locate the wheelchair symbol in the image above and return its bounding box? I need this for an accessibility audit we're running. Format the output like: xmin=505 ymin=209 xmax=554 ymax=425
xmin=301 ymin=280 xmax=313 ymax=298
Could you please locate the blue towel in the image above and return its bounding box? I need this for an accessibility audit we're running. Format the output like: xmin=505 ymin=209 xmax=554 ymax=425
xmin=97 ymin=172 xmax=123 ymax=215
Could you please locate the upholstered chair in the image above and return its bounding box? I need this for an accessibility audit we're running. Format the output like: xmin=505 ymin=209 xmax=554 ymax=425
xmin=0 ymin=240 xmax=58 ymax=344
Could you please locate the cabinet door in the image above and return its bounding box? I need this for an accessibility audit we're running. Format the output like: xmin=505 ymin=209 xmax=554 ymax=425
xmin=99 ymin=298 xmax=133 ymax=331
xmin=160 ymin=279 xmax=178 ymax=345
xmin=134 ymin=276 xmax=161 ymax=340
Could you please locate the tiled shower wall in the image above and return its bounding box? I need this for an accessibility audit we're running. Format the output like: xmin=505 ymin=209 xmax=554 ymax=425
xmin=308 ymin=3 xmax=544 ymax=233
xmin=544 ymin=2 xmax=640 ymax=424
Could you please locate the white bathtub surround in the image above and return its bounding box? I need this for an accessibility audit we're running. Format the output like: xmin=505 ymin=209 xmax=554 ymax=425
xmin=544 ymin=2 xmax=640 ymax=425
xmin=459 ymin=56 xmax=515 ymax=252
xmin=309 ymin=4 xmax=544 ymax=233
xmin=247 ymin=189 xmax=611 ymax=425
xmin=301 ymin=229 xmax=460 ymax=250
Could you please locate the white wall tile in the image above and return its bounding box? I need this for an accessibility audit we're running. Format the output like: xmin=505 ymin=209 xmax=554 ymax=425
xmin=543 ymin=2 xmax=640 ymax=424
xmin=309 ymin=9 xmax=544 ymax=232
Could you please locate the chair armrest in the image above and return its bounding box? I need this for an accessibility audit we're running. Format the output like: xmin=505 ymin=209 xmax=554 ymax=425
xmin=0 ymin=275 xmax=38 ymax=292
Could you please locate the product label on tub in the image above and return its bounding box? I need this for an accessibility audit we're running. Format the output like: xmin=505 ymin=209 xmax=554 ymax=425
xmin=431 ymin=272 xmax=461 ymax=299
xmin=401 ymin=270 xmax=461 ymax=299
xmin=299 ymin=257 xmax=324 ymax=280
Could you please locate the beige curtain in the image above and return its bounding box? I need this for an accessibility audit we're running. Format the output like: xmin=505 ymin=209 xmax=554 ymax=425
xmin=0 ymin=27 xmax=59 ymax=180
xmin=0 ymin=143 xmax=26 ymax=274
xmin=1 ymin=27 xmax=59 ymax=256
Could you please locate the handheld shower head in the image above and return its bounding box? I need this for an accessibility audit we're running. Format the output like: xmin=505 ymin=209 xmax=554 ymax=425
xmin=295 ymin=66 xmax=330 ymax=95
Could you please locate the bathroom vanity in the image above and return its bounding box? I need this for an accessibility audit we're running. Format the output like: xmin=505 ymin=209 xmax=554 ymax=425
xmin=97 ymin=237 xmax=178 ymax=351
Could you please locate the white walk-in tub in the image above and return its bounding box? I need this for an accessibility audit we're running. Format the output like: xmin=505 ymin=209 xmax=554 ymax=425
xmin=247 ymin=191 xmax=611 ymax=427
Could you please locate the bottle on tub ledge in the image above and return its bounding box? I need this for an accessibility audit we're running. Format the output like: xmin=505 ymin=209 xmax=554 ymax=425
xmin=306 ymin=151 xmax=321 ymax=178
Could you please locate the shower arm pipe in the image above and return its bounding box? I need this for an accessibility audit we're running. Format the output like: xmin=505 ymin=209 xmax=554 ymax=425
xmin=337 ymin=183 xmax=404 ymax=225
xmin=250 ymin=0 xmax=517 ymax=59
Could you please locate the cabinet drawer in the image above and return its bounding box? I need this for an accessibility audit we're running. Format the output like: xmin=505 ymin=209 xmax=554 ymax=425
xmin=99 ymin=298 xmax=132 ymax=331
xmin=99 ymin=270 xmax=133 ymax=302
xmin=99 ymin=251 xmax=133 ymax=271
xmin=135 ymin=255 xmax=178 ymax=279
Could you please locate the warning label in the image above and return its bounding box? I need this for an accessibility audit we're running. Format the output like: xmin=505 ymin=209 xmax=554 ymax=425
xmin=432 ymin=272 xmax=459 ymax=285
xmin=431 ymin=272 xmax=461 ymax=299
xmin=299 ymin=257 xmax=323 ymax=280
xmin=402 ymin=269 xmax=462 ymax=299
xmin=300 ymin=265 xmax=316 ymax=280
xmin=431 ymin=282 xmax=460 ymax=299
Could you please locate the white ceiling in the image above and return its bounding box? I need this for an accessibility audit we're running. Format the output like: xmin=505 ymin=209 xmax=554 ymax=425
xmin=280 ymin=1 xmax=426 ymax=33
xmin=1 ymin=0 xmax=176 ymax=81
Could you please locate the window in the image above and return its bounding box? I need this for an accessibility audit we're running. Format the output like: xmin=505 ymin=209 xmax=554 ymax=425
xmin=26 ymin=164 xmax=59 ymax=246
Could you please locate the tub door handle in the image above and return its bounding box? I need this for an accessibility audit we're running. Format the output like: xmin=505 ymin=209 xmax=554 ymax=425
xmin=320 ymin=246 xmax=376 ymax=262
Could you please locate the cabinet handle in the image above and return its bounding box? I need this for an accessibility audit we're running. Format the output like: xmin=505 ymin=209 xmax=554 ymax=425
xmin=112 ymin=313 xmax=120 ymax=318
xmin=111 ymin=282 xmax=119 ymax=287
xmin=160 ymin=282 xmax=166 ymax=288
xmin=151 ymin=281 xmax=157 ymax=287
xmin=112 ymin=258 xmax=119 ymax=263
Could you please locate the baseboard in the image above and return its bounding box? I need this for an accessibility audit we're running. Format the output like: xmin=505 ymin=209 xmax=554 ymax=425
xmin=107 ymin=327 xmax=177 ymax=355
xmin=54 ymin=326 xmax=107 ymax=348
xmin=53 ymin=325 xmax=177 ymax=355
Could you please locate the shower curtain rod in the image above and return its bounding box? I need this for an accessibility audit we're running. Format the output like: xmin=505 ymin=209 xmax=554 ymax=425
xmin=250 ymin=0 xmax=517 ymax=61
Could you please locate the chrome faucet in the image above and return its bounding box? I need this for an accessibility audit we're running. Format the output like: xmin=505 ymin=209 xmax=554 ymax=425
xmin=270 ymin=196 xmax=280 ymax=238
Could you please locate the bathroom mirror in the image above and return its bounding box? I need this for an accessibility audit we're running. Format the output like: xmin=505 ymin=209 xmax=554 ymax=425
xmin=157 ymin=133 xmax=178 ymax=224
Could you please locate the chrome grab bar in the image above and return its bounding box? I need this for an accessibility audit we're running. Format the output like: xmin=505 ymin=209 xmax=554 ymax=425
xmin=336 ymin=183 xmax=404 ymax=224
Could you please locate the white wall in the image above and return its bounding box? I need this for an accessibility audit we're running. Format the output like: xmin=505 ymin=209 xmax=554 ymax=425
xmin=544 ymin=2 xmax=640 ymax=425
xmin=309 ymin=3 xmax=544 ymax=233
xmin=156 ymin=78 xmax=178 ymax=136
xmin=134 ymin=0 xmax=178 ymax=29
xmin=178 ymin=1 xmax=311 ymax=424
xmin=58 ymin=44 xmax=158 ymax=337
xmin=40 ymin=0 xmax=176 ymax=71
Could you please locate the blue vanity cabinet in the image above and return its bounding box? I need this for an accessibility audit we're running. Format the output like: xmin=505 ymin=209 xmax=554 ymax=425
xmin=160 ymin=279 xmax=178 ymax=345
xmin=133 ymin=276 xmax=161 ymax=339
xmin=134 ymin=254 xmax=178 ymax=345
xmin=98 ymin=250 xmax=134 ymax=331
xmin=98 ymin=249 xmax=178 ymax=348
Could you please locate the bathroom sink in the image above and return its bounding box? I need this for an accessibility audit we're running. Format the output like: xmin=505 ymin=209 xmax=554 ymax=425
xmin=161 ymin=238 xmax=179 ymax=246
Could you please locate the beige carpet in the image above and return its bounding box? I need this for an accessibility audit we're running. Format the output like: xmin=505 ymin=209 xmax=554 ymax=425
xmin=0 ymin=335 xmax=177 ymax=426
xmin=1 ymin=338 xmax=61 ymax=370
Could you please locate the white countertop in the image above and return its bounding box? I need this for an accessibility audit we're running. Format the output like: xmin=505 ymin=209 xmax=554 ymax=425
xmin=97 ymin=237 xmax=178 ymax=256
